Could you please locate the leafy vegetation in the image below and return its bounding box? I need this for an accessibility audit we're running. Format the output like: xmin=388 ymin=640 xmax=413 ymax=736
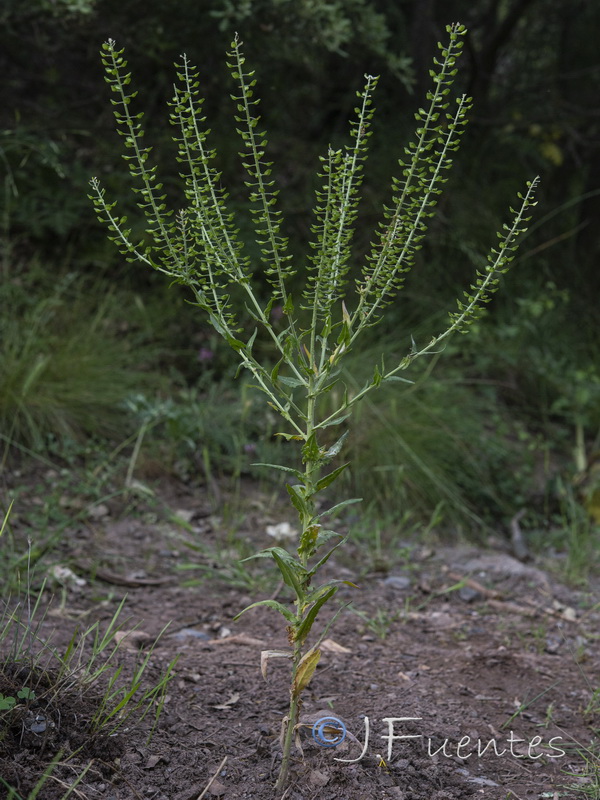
xmin=0 ymin=4 xmax=599 ymax=795
xmin=1 ymin=0 xmax=598 ymax=538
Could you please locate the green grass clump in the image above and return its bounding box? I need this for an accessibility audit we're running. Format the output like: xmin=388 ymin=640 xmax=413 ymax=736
xmin=0 ymin=266 xmax=157 ymax=452
xmin=0 ymin=550 xmax=177 ymax=799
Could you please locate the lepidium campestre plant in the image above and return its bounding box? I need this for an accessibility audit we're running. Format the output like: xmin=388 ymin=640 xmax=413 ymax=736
xmin=90 ymin=23 xmax=539 ymax=790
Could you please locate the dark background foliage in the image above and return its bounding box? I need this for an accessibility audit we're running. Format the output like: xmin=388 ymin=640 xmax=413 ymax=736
xmin=3 ymin=0 xmax=599 ymax=270
xmin=1 ymin=0 xmax=599 ymax=539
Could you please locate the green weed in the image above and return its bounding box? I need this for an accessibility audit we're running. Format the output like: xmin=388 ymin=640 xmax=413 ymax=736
xmin=177 ymin=537 xmax=278 ymax=594
xmin=92 ymin=23 xmax=537 ymax=790
xmin=348 ymin=605 xmax=403 ymax=641
xmin=560 ymin=740 xmax=600 ymax=799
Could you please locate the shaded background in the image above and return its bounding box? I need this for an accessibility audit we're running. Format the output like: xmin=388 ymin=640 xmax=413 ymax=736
xmin=1 ymin=0 xmax=600 ymax=553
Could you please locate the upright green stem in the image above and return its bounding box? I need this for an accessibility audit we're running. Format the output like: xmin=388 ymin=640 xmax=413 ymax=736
xmin=276 ymin=625 xmax=304 ymax=792
xmin=93 ymin=29 xmax=538 ymax=795
xmin=275 ymin=372 xmax=322 ymax=790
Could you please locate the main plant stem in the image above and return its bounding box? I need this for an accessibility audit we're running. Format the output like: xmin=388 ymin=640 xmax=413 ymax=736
xmin=275 ymin=377 xmax=320 ymax=791
xmin=275 ymin=630 xmax=303 ymax=792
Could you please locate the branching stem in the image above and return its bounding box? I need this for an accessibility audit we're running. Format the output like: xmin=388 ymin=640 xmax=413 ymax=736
xmin=91 ymin=23 xmax=538 ymax=793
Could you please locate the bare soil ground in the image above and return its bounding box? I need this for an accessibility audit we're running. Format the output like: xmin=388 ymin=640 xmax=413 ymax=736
xmin=1 ymin=471 xmax=599 ymax=799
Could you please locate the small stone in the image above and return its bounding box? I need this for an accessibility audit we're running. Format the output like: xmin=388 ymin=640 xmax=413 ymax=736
xmin=29 ymin=715 xmax=47 ymax=734
xmin=458 ymin=586 xmax=481 ymax=603
xmin=171 ymin=628 xmax=211 ymax=641
xmin=208 ymin=779 xmax=226 ymax=796
xmin=88 ymin=503 xmax=110 ymax=520
xmin=115 ymin=630 xmax=152 ymax=650
xmin=49 ymin=565 xmax=86 ymax=590
xmin=544 ymin=637 xmax=561 ymax=654
xmin=308 ymin=769 xmax=330 ymax=787
xmin=265 ymin=521 xmax=297 ymax=541
xmin=384 ymin=575 xmax=411 ymax=590
xmin=456 ymin=768 xmax=499 ymax=787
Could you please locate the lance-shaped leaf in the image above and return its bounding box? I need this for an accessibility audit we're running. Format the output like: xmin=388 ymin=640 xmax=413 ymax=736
xmin=306 ymin=578 xmax=359 ymax=600
xmin=315 ymin=463 xmax=350 ymax=492
xmin=286 ymin=483 xmax=311 ymax=518
xmin=252 ymin=462 xmax=305 ymax=481
xmin=298 ymin=523 xmax=320 ymax=560
xmin=314 ymin=529 xmax=344 ymax=548
xmin=233 ymin=598 xmax=297 ymax=625
xmin=247 ymin=547 xmax=307 ymax=600
xmin=315 ymin=497 xmax=362 ymax=521
xmin=323 ymin=430 xmax=349 ymax=461
xmin=307 ymin=535 xmax=349 ymax=579
xmin=295 ymin=587 xmax=337 ymax=645
xmin=292 ymin=647 xmax=321 ymax=698
xmin=316 ymin=412 xmax=352 ymax=430
xmin=225 ymin=333 xmax=250 ymax=352
xmin=278 ymin=376 xmax=306 ymax=389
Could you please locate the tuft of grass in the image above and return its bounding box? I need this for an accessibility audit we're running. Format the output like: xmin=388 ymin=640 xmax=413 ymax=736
xmin=0 ymin=444 xmax=145 ymax=595
xmin=348 ymin=605 xmax=403 ymax=641
xmin=560 ymin=485 xmax=600 ymax=585
xmin=0 ymin=565 xmax=177 ymax=797
xmin=330 ymin=344 xmax=541 ymax=537
xmin=0 ymin=589 xmax=177 ymax=735
xmin=561 ymin=740 xmax=600 ymax=798
xmin=176 ymin=522 xmax=279 ymax=594
xmin=0 ymin=265 xmax=160 ymax=453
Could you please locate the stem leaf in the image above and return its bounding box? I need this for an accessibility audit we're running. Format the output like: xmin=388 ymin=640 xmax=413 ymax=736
xmin=316 ymin=412 xmax=352 ymax=430
xmin=292 ymin=647 xmax=321 ymax=698
xmin=261 ymin=649 xmax=292 ymax=680
xmin=252 ymin=462 xmax=304 ymax=480
xmin=316 ymin=497 xmax=362 ymax=520
xmin=234 ymin=599 xmax=297 ymax=625
xmin=277 ymin=376 xmax=306 ymax=388
xmin=286 ymin=483 xmax=309 ymax=517
xmin=268 ymin=547 xmax=307 ymax=600
xmin=308 ymin=535 xmax=349 ymax=579
xmin=295 ymin=587 xmax=337 ymax=644
xmin=323 ymin=430 xmax=349 ymax=460
xmin=315 ymin=462 xmax=350 ymax=492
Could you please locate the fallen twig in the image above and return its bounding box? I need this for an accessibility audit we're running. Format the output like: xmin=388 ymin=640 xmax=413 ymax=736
xmin=196 ymin=756 xmax=227 ymax=800
xmin=446 ymin=572 xmax=501 ymax=599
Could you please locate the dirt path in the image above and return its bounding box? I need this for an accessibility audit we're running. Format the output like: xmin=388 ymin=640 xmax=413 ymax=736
xmin=2 ymin=477 xmax=599 ymax=799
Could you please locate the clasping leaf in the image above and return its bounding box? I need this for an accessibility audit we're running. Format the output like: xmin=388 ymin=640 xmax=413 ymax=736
xmin=292 ymin=647 xmax=321 ymax=698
